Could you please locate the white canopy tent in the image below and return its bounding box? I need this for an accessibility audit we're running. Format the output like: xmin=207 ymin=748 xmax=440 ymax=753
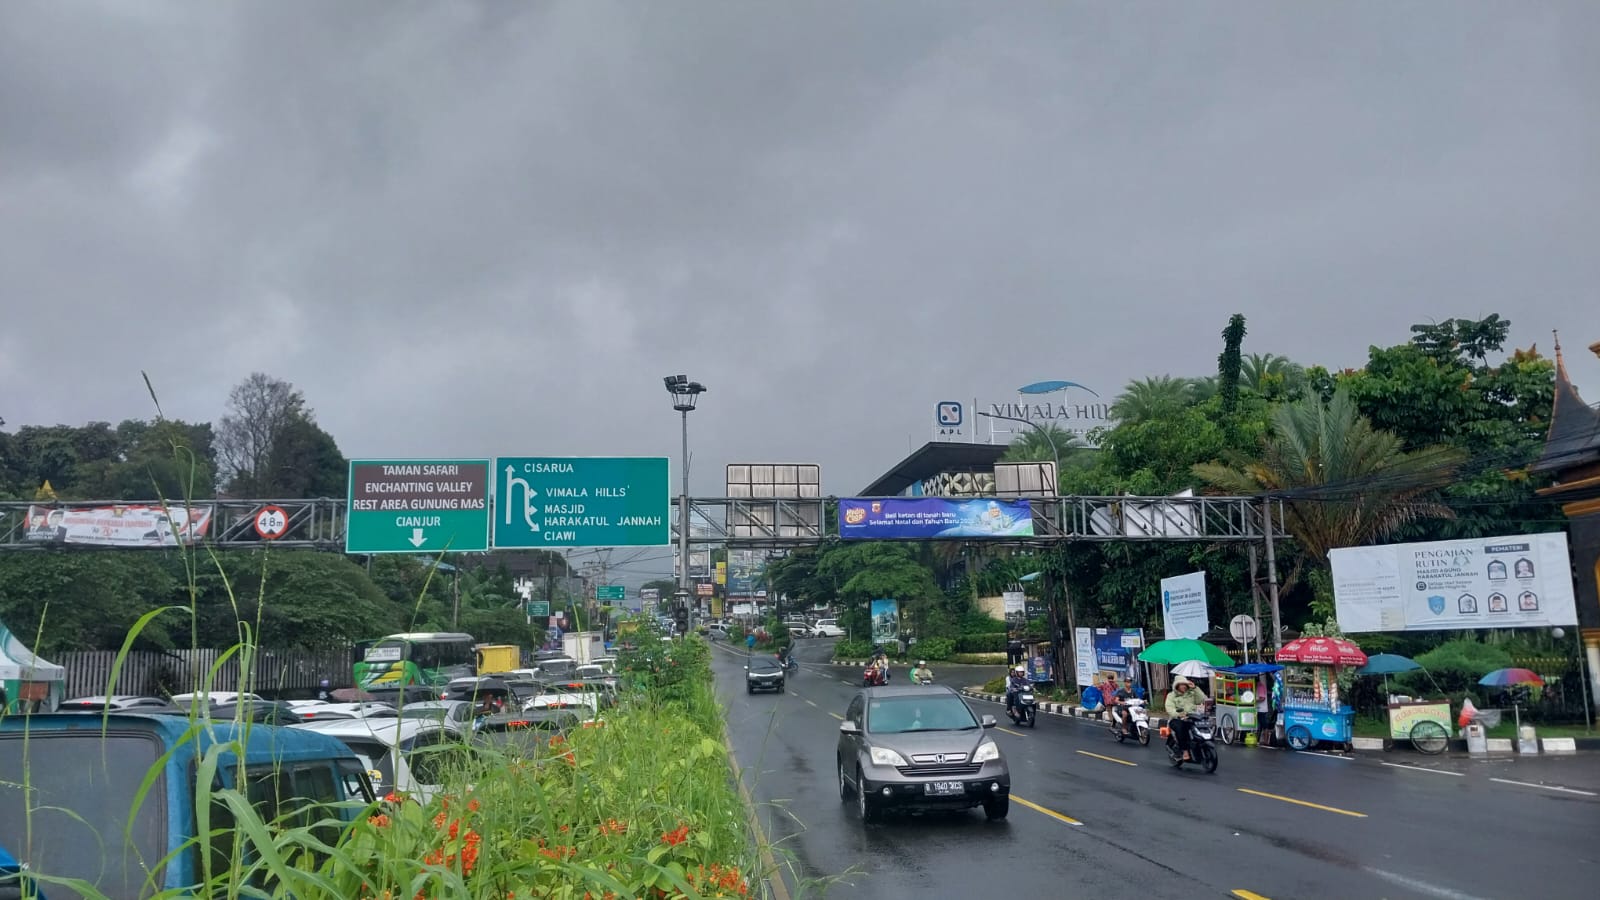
xmin=1 ymin=619 xmax=66 ymax=712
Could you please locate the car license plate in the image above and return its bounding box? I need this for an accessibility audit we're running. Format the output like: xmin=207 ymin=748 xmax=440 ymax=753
xmin=924 ymin=781 xmax=963 ymax=796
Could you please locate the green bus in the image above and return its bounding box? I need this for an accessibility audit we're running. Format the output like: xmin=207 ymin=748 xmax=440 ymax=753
xmin=353 ymin=632 xmax=476 ymax=690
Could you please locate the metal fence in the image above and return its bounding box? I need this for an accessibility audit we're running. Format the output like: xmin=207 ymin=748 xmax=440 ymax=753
xmin=58 ymin=647 xmax=354 ymax=700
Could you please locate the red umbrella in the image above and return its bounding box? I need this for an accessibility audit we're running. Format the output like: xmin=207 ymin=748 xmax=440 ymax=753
xmin=1276 ymin=636 xmax=1367 ymax=667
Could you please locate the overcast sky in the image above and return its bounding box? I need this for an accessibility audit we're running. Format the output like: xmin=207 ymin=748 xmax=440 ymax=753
xmin=4 ymin=1 xmax=1598 ymax=537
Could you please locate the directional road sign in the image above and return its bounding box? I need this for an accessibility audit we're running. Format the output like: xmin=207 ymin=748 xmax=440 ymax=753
xmin=525 ymin=600 xmax=551 ymax=617
xmin=253 ymin=505 xmax=289 ymax=541
xmin=346 ymin=459 xmax=490 ymax=554
xmin=494 ymin=457 xmax=670 ymax=548
xmin=596 ymin=585 xmax=625 ymax=601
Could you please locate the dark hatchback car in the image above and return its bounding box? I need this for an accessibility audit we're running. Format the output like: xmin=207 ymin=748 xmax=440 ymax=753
xmin=746 ymin=657 xmax=785 ymax=694
xmin=474 ymin=709 xmax=580 ymax=755
xmin=836 ymin=685 xmax=1009 ymax=822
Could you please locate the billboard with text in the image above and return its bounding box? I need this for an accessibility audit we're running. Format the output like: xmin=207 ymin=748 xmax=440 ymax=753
xmin=1332 ymin=532 xmax=1577 ymax=632
xmin=25 ymin=504 xmax=214 ymax=547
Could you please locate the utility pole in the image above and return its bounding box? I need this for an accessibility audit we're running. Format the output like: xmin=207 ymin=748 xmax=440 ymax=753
xmin=1262 ymin=496 xmax=1283 ymax=650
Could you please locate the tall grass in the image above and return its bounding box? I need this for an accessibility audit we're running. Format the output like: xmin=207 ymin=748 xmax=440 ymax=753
xmin=1 ymin=380 xmax=769 ymax=899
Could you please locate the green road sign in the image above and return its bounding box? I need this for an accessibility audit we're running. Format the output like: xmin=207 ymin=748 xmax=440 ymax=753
xmin=596 ymin=585 xmax=625 ymax=601
xmin=494 ymin=457 xmax=670 ymax=548
xmin=526 ymin=600 xmax=550 ymax=617
xmin=346 ymin=459 xmax=490 ymax=554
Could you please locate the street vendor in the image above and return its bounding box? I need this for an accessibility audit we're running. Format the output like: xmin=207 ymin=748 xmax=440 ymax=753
xmin=1165 ymin=676 xmax=1211 ymax=761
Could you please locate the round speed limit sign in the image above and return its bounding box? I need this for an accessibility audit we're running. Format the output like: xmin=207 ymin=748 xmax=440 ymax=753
xmin=253 ymin=505 xmax=289 ymax=540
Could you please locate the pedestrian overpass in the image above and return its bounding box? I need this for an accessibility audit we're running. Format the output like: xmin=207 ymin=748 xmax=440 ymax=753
xmin=0 ymin=494 xmax=1285 ymax=551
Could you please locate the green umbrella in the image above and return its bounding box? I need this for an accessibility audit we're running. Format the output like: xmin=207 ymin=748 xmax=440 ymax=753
xmin=1138 ymin=638 xmax=1234 ymax=667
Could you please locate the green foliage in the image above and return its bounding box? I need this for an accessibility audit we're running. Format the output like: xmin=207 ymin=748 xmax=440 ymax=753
xmin=832 ymin=639 xmax=873 ymax=660
xmin=956 ymin=633 xmax=1007 ymax=653
xmin=0 ymin=553 xmax=180 ymax=655
xmin=911 ymin=636 xmax=955 ymax=660
xmin=1194 ymin=388 xmax=1464 ymax=564
xmin=0 ymin=419 xmax=218 ymax=500
xmin=1405 ymin=638 xmax=1514 ymax=698
xmin=982 ymin=676 xmax=1008 ymax=693
xmin=1218 ymin=313 xmax=1247 ymax=415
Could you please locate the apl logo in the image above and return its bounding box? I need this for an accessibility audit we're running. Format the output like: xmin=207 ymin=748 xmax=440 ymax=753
xmin=1427 ymin=595 xmax=1446 ymax=615
xmin=937 ymin=401 xmax=963 ymax=426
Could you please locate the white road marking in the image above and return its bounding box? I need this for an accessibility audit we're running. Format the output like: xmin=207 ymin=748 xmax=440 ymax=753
xmin=1292 ymin=751 xmax=1352 ymax=761
xmin=1381 ymin=762 xmax=1464 ymax=777
xmin=1364 ymin=867 xmax=1496 ymax=900
xmin=1489 ymin=777 xmax=1597 ymax=797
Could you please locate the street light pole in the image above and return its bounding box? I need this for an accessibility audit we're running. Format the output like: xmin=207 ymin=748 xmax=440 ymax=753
xmin=665 ymin=375 xmax=707 ymax=635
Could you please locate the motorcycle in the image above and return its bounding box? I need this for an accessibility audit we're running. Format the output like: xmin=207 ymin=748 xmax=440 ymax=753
xmin=1006 ymin=688 xmax=1038 ymax=728
xmin=863 ymin=663 xmax=889 ymax=687
xmin=913 ymin=671 xmax=934 ymax=685
xmin=776 ymin=652 xmax=798 ymax=675
xmin=1163 ymin=711 xmax=1218 ymax=773
xmin=1109 ymin=698 xmax=1151 ymax=745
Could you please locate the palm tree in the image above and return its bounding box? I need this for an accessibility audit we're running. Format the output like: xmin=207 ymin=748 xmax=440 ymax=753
xmin=1191 ymin=389 xmax=1464 ymax=564
xmin=1110 ymin=376 xmax=1195 ymax=424
xmin=1240 ymin=353 xmax=1307 ymax=399
xmin=999 ymin=425 xmax=1076 ymax=463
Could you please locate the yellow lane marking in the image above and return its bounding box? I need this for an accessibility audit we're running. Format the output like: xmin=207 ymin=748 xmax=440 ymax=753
xmin=1012 ymin=794 xmax=1082 ymax=826
xmin=996 ymin=727 xmax=1027 ymax=737
xmin=803 ymin=699 xmax=818 ymax=708
xmin=1075 ymin=749 xmax=1137 ymax=767
xmin=829 ymin=712 xmax=844 ymax=720
xmin=1237 ymin=788 xmax=1367 ymax=818
xmin=1232 ymin=891 xmax=1271 ymax=900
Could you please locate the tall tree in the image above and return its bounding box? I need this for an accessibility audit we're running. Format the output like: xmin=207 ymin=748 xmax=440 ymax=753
xmin=1192 ymin=389 xmax=1465 ymax=565
xmin=1240 ymin=353 xmax=1307 ymax=401
xmin=215 ymin=373 xmax=344 ymax=497
xmin=1217 ymin=313 xmax=1247 ymax=415
xmin=1109 ymin=376 xmax=1196 ymax=424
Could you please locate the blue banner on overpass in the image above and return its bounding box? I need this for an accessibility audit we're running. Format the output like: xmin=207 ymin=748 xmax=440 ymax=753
xmin=837 ymin=497 xmax=1034 ymax=540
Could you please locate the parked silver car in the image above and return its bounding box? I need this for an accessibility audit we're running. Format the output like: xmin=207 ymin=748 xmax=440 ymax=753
xmin=836 ymin=685 xmax=1008 ymax=822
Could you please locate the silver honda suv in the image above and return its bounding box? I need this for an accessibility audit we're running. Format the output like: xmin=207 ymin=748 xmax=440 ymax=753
xmin=836 ymin=684 xmax=1009 ymax=822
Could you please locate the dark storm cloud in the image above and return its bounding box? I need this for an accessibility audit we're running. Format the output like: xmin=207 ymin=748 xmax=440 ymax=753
xmin=3 ymin=0 xmax=1597 ymax=531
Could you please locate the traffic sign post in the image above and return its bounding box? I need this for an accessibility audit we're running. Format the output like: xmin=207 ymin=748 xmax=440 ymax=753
xmin=346 ymin=459 xmax=491 ymax=554
xmin=596 ymin=585 xmax=625 ymax=601
xmin=525 ymin=600 xmax=550 ymax=618
xmin=253 ymin=505 xmax=289 ymax=541
xmin=493 ymin=457 xmax=670 ymax=548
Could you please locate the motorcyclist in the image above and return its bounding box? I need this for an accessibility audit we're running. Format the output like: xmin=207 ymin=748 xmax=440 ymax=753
xmin=870 ymin=646 xmax=890 ymax=681
xmin=911 ymin=660 xmax=934 ymax=683
xmin=1164 ymin=675 xmax=1210 ymax=761
xmin=1108 ymin=676 xmax=1139 ymax=737
xmin=1004 ymin=665 xmax=1029 ymax=715
xmin=776 ymin=644 xmax=794 ymax=669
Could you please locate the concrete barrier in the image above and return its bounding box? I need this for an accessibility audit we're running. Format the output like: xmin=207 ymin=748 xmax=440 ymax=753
xmin=1485 ymin=738 xmax=1515 ymax=753
xmin=1542 ymin=737 xmax=1578 ymax=754
xmin=1352 ymin=737 xmax=1386 ymax=751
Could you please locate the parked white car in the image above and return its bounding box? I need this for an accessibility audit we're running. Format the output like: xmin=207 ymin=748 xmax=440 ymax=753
xmin=809 ymin=619 xmax=845 ymax=638
xmin=169 ymin=691 xmax=268 ymax=707
xmin=290 ymin=718 xmax=461 ymax=803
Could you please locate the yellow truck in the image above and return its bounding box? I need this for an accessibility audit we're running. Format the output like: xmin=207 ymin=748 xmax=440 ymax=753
xmin=474 ymin=644 xmax=522 ymax=675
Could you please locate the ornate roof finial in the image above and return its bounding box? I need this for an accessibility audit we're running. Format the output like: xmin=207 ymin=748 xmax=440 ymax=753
xmin=1553 ymin=330 xmax=1567 ymax=378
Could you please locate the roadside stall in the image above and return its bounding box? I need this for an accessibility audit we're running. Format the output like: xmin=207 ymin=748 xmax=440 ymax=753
xmin=1 ymin=618 xmax=65 ymax=713
xmin=1276 ymin=636 xmax=1367 ymax=752
xmin=1212 ymin=662 xmax=1284 ymax=745
xmin=1354 ymin=653 xmax=1451 ymax=755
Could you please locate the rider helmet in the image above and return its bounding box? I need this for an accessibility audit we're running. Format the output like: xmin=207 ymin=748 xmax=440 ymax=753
xmin=918 ymin=660 xmax=927 ymax=667
xmin=1013 ymin=664 xmax=1026 ymax=674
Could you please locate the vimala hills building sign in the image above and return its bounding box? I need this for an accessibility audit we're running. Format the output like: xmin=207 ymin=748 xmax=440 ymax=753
xmin=346 ymin=460 xmax=490 ymax=553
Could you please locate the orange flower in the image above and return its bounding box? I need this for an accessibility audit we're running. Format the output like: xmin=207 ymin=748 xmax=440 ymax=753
xmin=367 ymin=813 xmax=391 ymax=828
xmin=467 ymin=798 xmax=481 ymax=813
xmin=661 ymin=823 xmax=690 ymax=846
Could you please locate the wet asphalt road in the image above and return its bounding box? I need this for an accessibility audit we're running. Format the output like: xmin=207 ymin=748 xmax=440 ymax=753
xmin=715 ymin=639 xmax=1600 ymax=900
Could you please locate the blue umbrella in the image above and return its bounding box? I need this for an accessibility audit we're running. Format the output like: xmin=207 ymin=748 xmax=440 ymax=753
xmin=1355 ymin=654 xmax=1421 ymax=676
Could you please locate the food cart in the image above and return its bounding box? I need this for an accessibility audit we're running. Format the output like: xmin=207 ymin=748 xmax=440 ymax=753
xmin=1354 ymin=654 xmax=1451 ymax=755
xmin=1276 ymin=636 xmax=1366 ymax=753
xmin=1212 ymin=662 xmax=1283 ymax=745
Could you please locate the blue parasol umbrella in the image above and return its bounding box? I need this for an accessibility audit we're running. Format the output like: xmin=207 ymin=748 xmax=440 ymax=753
xmin=1356 ymin=654 xmax=1422 ymax=676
